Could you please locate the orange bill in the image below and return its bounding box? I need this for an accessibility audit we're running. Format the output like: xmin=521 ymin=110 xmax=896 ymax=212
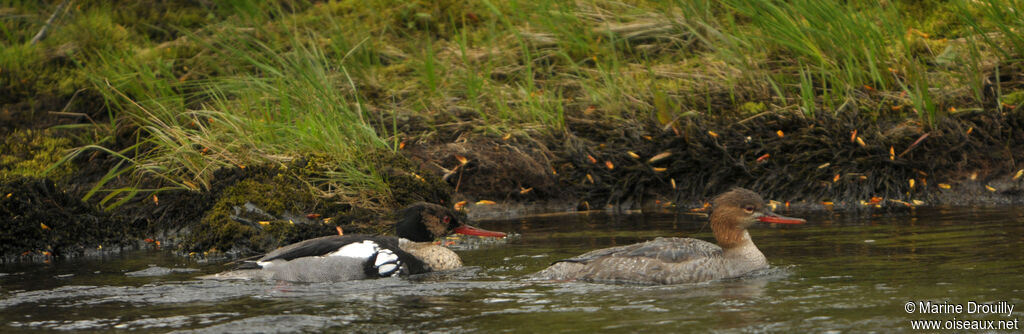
xmin=758 ymin=213 xmax=806 ymax=224
xmin=454 ymin=224 xmax=507 ymax=238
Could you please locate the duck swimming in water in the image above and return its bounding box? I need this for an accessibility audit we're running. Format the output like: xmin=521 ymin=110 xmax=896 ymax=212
xmin=529 ymin=188 xmax=804 ymax=285
xmin=203 ymin=202 xmax=506 ymax=282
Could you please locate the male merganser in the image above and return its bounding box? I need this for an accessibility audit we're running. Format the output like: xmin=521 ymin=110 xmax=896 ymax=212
xmin=203 ymin=202 xmax=506 ymax=282
xmin=529 ymin=188 xmax=805 ymax=285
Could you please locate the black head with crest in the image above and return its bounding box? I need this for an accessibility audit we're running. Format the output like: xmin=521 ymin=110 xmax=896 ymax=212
xmin=395 ymin=202 xmax=507 ymax=242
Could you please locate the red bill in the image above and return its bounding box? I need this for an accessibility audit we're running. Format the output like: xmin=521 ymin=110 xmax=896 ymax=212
xmin=454 ymin=224 xmax=507 ymax=238
xmin=758 ymin=213 xmax=806 ymax=224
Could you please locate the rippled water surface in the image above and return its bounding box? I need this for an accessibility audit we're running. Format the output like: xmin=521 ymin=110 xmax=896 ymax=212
xmin=2 ymin=207 xmax=1023 ymax=333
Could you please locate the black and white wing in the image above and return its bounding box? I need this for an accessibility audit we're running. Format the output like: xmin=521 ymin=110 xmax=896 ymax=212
xmin=254 ymin=235 xmax=427 ymax=280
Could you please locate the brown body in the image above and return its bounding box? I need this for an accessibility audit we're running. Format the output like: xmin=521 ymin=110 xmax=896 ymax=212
xmin=530 ymin=188 xmax=804 ymax=285
xmin=399 ymin=239 xmax=463 ymax=272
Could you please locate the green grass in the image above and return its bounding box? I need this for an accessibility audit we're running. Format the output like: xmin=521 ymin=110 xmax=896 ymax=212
xmin=57 ymin=4 xmax=396 ymax=208
xmin=673 ymin=0 xmax=966 ymax=123
xmin=3 ymin=0 xmax=1022 ymax=208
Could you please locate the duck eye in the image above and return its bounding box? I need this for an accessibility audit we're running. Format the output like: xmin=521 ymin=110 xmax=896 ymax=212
xmin=443 ymin=216 xmax=451 ymax=224
xmin=743 ymin=206 xmax=755 ymax=213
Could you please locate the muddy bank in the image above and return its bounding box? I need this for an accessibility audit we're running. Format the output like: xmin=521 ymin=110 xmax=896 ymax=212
xmin=547 ymin=108 xmax=1024 ymax=209
xmin=3 ymin=107 xmax=1024 ymax=262
xmin=0 ymin=148 xmax=459 ymax=262
xmin=403 ymin=108 xmax=1024 ymax=212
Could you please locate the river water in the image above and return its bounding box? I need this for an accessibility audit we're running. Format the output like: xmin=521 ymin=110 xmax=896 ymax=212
xmin=2 ymin=206 xmax=1023 ymax=333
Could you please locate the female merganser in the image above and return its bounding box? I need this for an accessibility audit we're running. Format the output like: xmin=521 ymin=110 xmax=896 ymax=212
xmin=204 ymin=202 xmax=506 ymax=282
xmin=529 ymin=188 xmax=805 ymax=285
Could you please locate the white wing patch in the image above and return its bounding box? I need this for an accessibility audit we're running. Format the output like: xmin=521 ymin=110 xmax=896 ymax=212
xmin=258 ymin=240 xmax=403 ymax=277
xmin=373 ymin=248 xmax=401 ymax=277
xmin=329 ymin=240 xmax=402 ymax=277
xmin=375 ymin=250 xmax=398 ymax=266
xmin=329 ymin=240 xmax=380 ymax=259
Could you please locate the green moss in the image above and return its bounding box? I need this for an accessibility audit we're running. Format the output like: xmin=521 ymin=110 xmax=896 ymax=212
xmin=179 ymin=158 xmax=436 ymax=254
xmin=292 ymin=148 xmax=451 ymax=210
xmin=740 ymin=102 xmax=767 ymax=114
xmin=0 ymin=129 xmax=74 ymax=181
xmin=60 ymin=9 xmax=131 ymax=55
xmin=1002 ymin=90 xmax=1024 ymax=107
xmin=107 ymin=1 xmax=217 ymax=42
xmin=0 ymin=43 xmax=83 ymax=102
xmin=386 ymin=164 xmax=453 ymax=207
xmin=369 ymin=149 xmax=452 ymax=206
xmin=187 ymin=214 xmax=256 ymax=254
xmin=0 ymin=6 xmax=136 ymax=102
xmin=0 ymin=2 xmax=220 ymax=103
xmin=896 ymin=0 xmax=974 ymax=38
xmin=184 ymin=173 xmax=321 ymax=253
